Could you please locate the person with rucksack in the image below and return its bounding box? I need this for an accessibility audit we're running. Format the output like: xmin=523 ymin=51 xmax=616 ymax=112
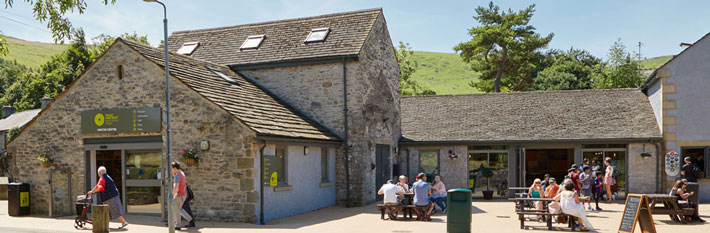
xmin=182 ymin=184 xmax=196 ymax=227
xmin=680 ymin=156 xmax=701 ymax=182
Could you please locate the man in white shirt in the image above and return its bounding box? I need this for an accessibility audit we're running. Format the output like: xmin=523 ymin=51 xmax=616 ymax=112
xmin=378 ymin=180 xmax=404 ymax=220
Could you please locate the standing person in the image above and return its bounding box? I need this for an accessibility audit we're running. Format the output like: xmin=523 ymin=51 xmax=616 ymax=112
xmin=171 ymin=162 xmax=193 ymax=230
xmin=568 ymin=165 xmax=581 ymax=193
xmin=182 ymin=185 xmax=196 ymax=227
xmin=554 ymin=182 xmax=594 ymax=231
xmin=88 ymin=166 xmax=128 ymax=229
xmin=603 ymin=158 xmax=616 ymax=202
xmin=377 ymin=180 xmax=404 ymax=220
xmin=680 ymin=157 xmax=700 ymax=182
xmin=579 ymin=166 xmax=593 ymax=211
xmin=544 ymin=178 xmax=560 ymax=198
xmin=592 ymin=172 xmax=603 ymax=211
xmin=673 ymin=179 xmax=704 ymax=222
xmin=412 ymin=173 xmax=434 ymax=221
xmin=430 ymin=175 xmax=447 ymax=214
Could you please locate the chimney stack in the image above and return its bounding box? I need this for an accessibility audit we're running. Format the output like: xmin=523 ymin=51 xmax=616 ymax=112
xmin=2 ymin=106 xmax=15 ymax=119
xmin=41 ymin=97 xmax=53 ymax=110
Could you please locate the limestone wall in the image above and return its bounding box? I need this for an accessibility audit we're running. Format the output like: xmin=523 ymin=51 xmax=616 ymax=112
xmin=7 ymin=41 xmax=258 ymax=222
xmin=626 ymin=143 xmax=660 ymax=194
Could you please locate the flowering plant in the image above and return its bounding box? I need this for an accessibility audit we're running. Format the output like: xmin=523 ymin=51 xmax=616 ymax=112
xmin=37 ymin=154 xmax=55 ymax=163
xmin=181 ymin=148 xmax=199 ymax=160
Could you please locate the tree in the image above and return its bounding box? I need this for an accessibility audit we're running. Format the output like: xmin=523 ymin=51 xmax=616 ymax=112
xmin=531 ymin=48 xmax=602 ymax=91
xmin=0 ymin=0 xmax=117 ymax=55
xmin=396 ymin=41 xmax=435 ymax=96
xmin=454 ymin=2 xmax=553 ymax=92
xmin=592 ymin=39 xmax=643 ymax=89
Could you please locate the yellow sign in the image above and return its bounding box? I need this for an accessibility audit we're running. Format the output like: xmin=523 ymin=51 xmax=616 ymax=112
xmin=469 ymin=180 xmax=474 ymax=189
xmin=94 ymin=113 xmax=105 ymax=126
xmin=269 ymin=172 xmax=278 ymax=187
xmin=19 ymin=192 xmax=29 ymax=207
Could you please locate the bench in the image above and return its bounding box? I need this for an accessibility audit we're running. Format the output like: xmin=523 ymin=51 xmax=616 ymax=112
xmin=646 ymin=194 xmax=697 ymax=224
xmin=516 ymin=211 xmax=578 ymax=231
xmin=377 ymin=204 xmax=416 ymax=220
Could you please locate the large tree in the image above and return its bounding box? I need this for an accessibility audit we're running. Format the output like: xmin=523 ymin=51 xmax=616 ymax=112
xmin=0 ymin=0 xmax=117 ymax=55
xmin=396 ymin=41 xmax=435 ymax=96
xmin=531 ymin=48 xmax=602 ymax=91
xmin=454 ymin=2 xmax=553 ymax=92
xmin=592 ymin=39 xmax=643 ymax=89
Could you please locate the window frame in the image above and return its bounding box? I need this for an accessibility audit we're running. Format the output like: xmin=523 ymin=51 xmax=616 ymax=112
xmin=176 ymin=41 xmax=199 ymax=55
xmin=418 ymin=150 xmax=440 ymax=175
xmin=240 ymin=35 xmax=265 ymax=50
xmin=275 ymin=145 xmax=288 ymax=186
xmin=304 ymin=28 xmax=330 ymax=43
xmin=320 ymin=148 xmax=329 ymax=183
xmin=680 ymin=146 xmax=709 ymax=178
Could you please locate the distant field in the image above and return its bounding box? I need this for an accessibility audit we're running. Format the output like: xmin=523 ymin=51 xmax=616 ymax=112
xmin=639 ymin=55 xmax=672 ymax=70
xmin=2 ymin=36 xmax=68 ymax=68
xmin=410 ymin=51 xmax=481 ymax=95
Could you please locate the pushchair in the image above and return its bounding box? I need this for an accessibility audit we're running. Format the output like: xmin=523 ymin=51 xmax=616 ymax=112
xmin=74 ymin=194 xmax=93 ymax=230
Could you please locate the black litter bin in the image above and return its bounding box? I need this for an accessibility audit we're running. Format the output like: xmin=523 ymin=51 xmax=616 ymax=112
xmin=687 ymin=182 xmax=699 ymax=210
xmin=8 ymin=183 xmax=30 ymax=216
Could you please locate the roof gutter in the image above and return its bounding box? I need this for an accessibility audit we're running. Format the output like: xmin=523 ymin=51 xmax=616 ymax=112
xmin=399 ymin=137 xmax=664 ymax=146
xmin=230 ymin=54 xmax=359 ymax=71
xmin=255 ymin=135 xmax=341 ymax=148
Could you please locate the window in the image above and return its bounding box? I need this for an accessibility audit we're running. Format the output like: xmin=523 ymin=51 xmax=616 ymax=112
xmin=275 ymin=146 xmax=287 ymax=185
xmin=305 ymin=28 xmax=330 ymax=43
xmin=321 ymin=148 xmax=329 ymax=183
xmin=206 ymin=67 xmax=239 ymax=85
xmin=681 ymin=147 xmax=708 ymax=178
xmin=176 ymin=41 xmax=199 ymax=55
xmin=116 ymin=65 xmax=124 ymax=80
xmin=263 ymin=145 xmax=288 ymax=187
xmin=240 ymin=35 xmax=265 ymax=50
xmin=419 ymin=151 xmax=439 ymax=175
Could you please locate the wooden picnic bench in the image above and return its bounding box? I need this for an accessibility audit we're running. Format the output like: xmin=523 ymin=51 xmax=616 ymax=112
xmin=510 ymin=197 xmax=580 ymax=231
xmin=646 ymin=194 xmax=696 ymax=224
xmin=376 ymin=193 xmax=416 ymax=220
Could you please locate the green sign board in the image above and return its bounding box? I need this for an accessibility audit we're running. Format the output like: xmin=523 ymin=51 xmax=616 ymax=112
xmin=81 ymin=107 xmax=161 ymax=134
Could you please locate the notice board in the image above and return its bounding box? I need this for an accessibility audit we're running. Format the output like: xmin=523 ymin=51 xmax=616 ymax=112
xmin=618 ymin=194 xmax=656 ymax=233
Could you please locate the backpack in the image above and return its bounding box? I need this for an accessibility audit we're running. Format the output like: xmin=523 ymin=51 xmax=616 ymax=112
xmin=187 ymin=185 xmax=195 ymax=201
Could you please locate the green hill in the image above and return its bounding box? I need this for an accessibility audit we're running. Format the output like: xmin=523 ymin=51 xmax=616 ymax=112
xmin=639 ymin=55 xmax=672 ymax=70
xmin=410 ymin=51 xmax=480 ymax=95
xmin=2 ymin=36 xmax=68 ymax=68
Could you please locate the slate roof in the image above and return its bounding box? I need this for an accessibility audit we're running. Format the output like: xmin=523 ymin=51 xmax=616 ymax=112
xmin=401 ymin=89 xmax=661 ymax=143
xmin=167 ymin=8 xmax=381 ymax=67
xmin=120 ymin=39 xmax=339 ymax=141
xmin=0 ymin=109 xmax=41 ymax=132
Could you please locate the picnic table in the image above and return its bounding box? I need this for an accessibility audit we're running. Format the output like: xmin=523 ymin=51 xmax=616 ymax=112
xmin=377 ymin=192 xmax=416 ymax=220
xmin=646 ymin=194 xmax=695 ymax=224
xmin=509 ymin=197 xmax=578 ymax=230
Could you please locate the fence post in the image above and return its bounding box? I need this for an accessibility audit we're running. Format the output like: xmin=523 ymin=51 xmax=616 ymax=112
xmin=92 ymin=204 xmax=109 ymax=233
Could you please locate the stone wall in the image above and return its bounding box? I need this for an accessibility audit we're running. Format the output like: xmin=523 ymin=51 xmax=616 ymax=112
xmin=7 ymin=41 xmax=258 ymax=222
xmin=627 ymin=143 xmax=660 ymax=194
xmin=240 ymin=13 xmax=400 ymax=206
xmin=401 ymin=146 xmax=468 ymax=190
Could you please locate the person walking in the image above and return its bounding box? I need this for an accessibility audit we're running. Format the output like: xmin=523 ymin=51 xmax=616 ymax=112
xmin=88 ymin=166 xmax=128 ymax=229
xmin=603 ymin=158 xmax=616 ymax=202
xmin=172 ymin=162 xmax=193 ymax=230
xmin=592 ymin=172 xmax=603 ymax=211
xmin=182 ymin=185 xmax=196 ymax=227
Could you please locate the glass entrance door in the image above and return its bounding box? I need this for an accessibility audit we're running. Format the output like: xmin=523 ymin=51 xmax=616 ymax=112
xmin=125 ymin=149 xmax=162 ymax=215
xmin=582 ymin=149 xmax=626 ymax=198
xmin=468 ymin=150 xmax=509 ymax=198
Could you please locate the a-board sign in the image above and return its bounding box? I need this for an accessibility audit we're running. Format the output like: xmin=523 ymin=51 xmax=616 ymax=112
xmin=618 ymin=194 xmax=656 ymax=233
xmin=81 ymin=107 xmax=161 ymax=134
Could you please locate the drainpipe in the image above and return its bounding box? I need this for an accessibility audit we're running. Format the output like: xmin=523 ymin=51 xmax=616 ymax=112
xmin=651 ymin=140 xmax=661 ymax=193
xmin=342 ymin=58 xmax=350 ymax=207
xmin=259 ymin=144 xmax=266 ymax=225
xmin=406 ymin=148 xmax=410 ymax=179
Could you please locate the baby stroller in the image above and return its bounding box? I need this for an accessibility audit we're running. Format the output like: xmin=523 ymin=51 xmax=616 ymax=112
xmin=74 ymin=195 xmax=93 ymax=230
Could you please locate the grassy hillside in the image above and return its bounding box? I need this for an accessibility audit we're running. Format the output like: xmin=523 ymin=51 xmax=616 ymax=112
xmin=2 ymin=36 xmax=68 ymax=68
xmin=639 ymin=55 xmax=672 ymax=70
xmin=410 ymin=51 xmax=480 ymax=95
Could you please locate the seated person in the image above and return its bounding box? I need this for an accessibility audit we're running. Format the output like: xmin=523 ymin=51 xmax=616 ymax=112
xmin=528 ymin=178 xmax=544 ymax=222
xmin=544 ymin=178 xmax=560 ymax=198
xmin=429 ymin=175 xmax=447 ymax=214
xmin=377 ymin=179 xmax=404 ymax=220
xmin=554 ymin=182 xmax=594 ymax=231
xmin=412 ymin=173 xmax=434 ymax=221
xmin=673 ymin=179 xmax=705 ymax=223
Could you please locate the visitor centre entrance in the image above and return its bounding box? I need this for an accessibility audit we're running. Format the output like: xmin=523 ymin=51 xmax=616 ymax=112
xmin=84 ymin=137 xmax=164 ymax=217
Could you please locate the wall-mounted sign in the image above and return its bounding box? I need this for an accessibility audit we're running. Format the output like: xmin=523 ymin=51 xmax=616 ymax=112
xmin=81 ymin=107 xmax=161 ymax=134
xmin=19 ymin=192 xmax=29 ymax=207
xmin=665 ymin=151 xmax=680 ymax=177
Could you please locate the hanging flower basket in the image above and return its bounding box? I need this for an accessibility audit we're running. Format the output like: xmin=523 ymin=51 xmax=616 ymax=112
xmin=181 ymin=149 xmax=199 ymax=167
xmin=38 ymin=155 xmax=55 ymax=168
xmin=41 ymin=161 xmax=54 ymax=168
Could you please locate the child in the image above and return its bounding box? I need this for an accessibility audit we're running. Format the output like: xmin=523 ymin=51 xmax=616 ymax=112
xmin=580 ymin=166 xmax=593 ymax=211
xmin=592 ymin=172 xmax=603 ymax=211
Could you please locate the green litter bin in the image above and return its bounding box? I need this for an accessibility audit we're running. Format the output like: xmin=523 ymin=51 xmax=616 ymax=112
xmin=447 ymin=189 xmax=471 ymax=233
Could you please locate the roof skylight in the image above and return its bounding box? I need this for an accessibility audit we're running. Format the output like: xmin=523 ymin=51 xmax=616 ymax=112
xmin=305 ymin=28 xmax=330 ymax=43
xmin=177 ymin=41 xmax=199 ymax=55
xmin=206 ymin=67 xmax=239 ymax=86
xmin=240 ymin=35 xmax=265 ymax=50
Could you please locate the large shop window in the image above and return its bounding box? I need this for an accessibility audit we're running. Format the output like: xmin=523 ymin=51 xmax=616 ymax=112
xmin=321 ymin=148 xmax=329 ymax=183
xmin=468 ymin=148 xmax=508 ymax=198
xmin=681 ymin=147 xmax=708 ymax=178
xmin=582 ymin=145 xmax=626 ymax=198
xmin=419 ymin=151 xmax=439 ymax=178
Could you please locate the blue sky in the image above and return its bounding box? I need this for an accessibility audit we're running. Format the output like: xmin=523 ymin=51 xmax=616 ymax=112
xmin=1 ymin=0 xmax=709 ymax=59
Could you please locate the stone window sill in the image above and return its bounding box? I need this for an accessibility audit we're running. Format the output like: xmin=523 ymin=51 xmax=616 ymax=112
xmin=273 ymin=185 xmax=292 ymax=192
xmin=320 ymin=182 xmax=332 ymax=187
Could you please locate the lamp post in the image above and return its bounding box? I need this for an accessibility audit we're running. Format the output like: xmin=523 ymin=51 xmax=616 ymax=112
xmin=142 ymin=0 xmax=174 ymax=232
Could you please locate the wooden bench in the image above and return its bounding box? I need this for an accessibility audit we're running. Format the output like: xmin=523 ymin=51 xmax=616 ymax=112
xmin=646 ymin=194 xmax=697 ymax=224
xmin=376 ymin=204 xmax=416 ymax=220
xmin=516 ymin=211 xmax=578 ymax=231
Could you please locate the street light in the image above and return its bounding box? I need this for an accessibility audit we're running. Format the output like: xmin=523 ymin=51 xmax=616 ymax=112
xmin=143 ymin=0 xmax=174 ymax=232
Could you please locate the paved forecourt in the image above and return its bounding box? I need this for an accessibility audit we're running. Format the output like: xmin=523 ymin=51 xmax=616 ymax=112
xmin=0 ymin=200 xmax=708 ymax=232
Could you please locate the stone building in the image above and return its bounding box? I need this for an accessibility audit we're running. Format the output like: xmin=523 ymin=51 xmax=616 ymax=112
xmin=7 ymin=8 xmax=399 ymax=222
xmin=400 ymin=89 xmax=663 ymax=198
xmin=641 ymin=33 xmax=710 ymax=202
xmin=167 ymin=8 xmax=401 ymax=206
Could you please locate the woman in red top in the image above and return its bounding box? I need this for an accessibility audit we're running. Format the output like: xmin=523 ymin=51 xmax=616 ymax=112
xmin=88 ymin=166 xmax=128 ymax=229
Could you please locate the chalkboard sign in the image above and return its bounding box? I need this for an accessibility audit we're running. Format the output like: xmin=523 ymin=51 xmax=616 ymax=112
xmin=618 ymin=194 xmax=656 ymax=233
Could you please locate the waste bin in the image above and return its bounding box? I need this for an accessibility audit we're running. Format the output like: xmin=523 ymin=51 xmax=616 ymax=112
xmin=8 ymin=183 xmax=30 ymax=216
xmin=687 ymin=182 xmax=699 ymax=211
xmin=446 ymin=189 xmax=471 ymax=233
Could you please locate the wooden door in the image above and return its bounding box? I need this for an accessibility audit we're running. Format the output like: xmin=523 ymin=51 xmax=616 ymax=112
xmin=95 ymin=150 xmax=123 ymax=203
xmin=375 ymin=144 xmax=390 ymax=200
